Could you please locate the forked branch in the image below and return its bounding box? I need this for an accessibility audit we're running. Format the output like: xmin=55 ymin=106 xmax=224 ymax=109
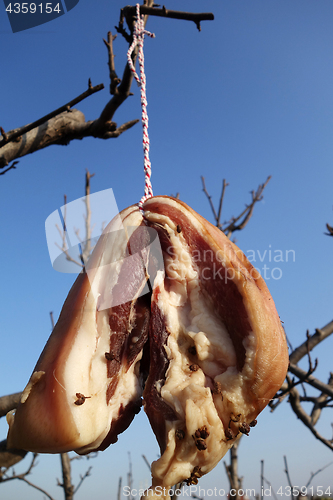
xmin=117 ymin=5 xmax=214 ymax=32
xmin=287 ymin=383 xmax=333 ymax=451
xmin=201 ymin=175 xmax=271 ymax=238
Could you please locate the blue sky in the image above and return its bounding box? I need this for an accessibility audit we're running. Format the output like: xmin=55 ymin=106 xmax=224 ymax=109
xmin=1 ymin=1 xmax=333 ymax=499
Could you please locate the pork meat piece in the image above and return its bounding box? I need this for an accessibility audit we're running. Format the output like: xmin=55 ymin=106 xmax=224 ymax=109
xmin=7 ymin=196 xmax=288 ymax=497
xmin=141 ymin=197 xmax=288 ymax=496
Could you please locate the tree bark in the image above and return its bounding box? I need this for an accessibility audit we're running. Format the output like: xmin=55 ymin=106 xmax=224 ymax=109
xmin=0 ymin=109 xmax=138 ymax=169
xmin=60 ymin=453 xmax=74 ymax=500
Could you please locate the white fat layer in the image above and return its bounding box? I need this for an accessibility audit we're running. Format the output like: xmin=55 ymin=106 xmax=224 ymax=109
xmin=63 ymin=210 xmax=145 ymax=453
xmin=145 ymin=213 xmax=257 ymax=487
xmin=63 ymin=288 xmax=143 ymax=454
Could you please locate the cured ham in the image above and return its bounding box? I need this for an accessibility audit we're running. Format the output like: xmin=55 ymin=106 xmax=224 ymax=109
xmin=7 ymin=207 xmax=152 ymax=454
xmin=7 ymin=196 xmax=288 ymax=496
xmin=141 ymin=197 xmax=288 ymax=495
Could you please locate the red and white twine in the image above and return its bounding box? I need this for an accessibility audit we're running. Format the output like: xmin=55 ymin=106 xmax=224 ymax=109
xmin=127 ymin=3 xmax=155 ymax=211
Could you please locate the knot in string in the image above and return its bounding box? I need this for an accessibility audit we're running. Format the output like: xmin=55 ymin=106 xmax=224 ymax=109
xmin=127 ymin=3 xmax=155 ymax=213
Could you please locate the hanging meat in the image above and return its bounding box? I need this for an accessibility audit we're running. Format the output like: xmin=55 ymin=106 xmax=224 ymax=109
xmin=7 ymin=196 xmax=288 ymax=495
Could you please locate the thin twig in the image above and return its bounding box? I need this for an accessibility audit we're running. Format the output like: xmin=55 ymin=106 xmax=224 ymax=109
xmin=50 ymin=311 xmax=55 ymax=330
xmin=201 ymin=176 xmax=219 ymax=225
xmin=0 ymin=453 xmax=55 ymax=500
xmin=217 ymin=179 xmax=229 ymax=227
xmin=305 ymin=461 xmax=333 ymax=488
xmin=16 ymin=476 xmax=55 ymax=500
xmin=0 ymin=453 xmax=55 ymax=499
xmin=127 ymin=452 xmax=133 ymax=500
xmin=262 ymin=476 xmax=278 ymax=500
xmin=73 ymin=466 xmax=93 ymax=495
xmin=142 ymin=454 xmax=151 ymax=471
xmin=103 ymin=31 xmax=121 ymax=95
xmin=283 ymin=455 xmax=293 ymax=490
xmin=201 ymin=175 xmax=271 ymax=237
xmin=82 ymin=170 xmax=95 ymax=264
xmin=223 ymin=176 xmax=271 ymax=237
xmin=117 ymin=476 xmax=123 ymax=500
xmin=55 ymin=194 xmax=84 ymax=270
xmin=0 ymin=160 xmax=18 ymax=175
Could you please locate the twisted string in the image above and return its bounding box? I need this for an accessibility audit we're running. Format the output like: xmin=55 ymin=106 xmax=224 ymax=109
xmin=127 ymin=4 xmax=155 ymax=212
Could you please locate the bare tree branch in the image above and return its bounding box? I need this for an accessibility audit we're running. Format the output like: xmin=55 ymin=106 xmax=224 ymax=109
xmin=58 ymin=453 xmax=74 ymax=500
xmin=217 ymin=179 xmax=229 ymax=228
xmin=201 ymin=175 xmax=271 ymax=237
xmin=0 ymin=392 xmax=22 ymax=418
xmin=1 ymin=2 xmax=212 ymax=175
xmin=127 ymin=452 xmax=133 ymax=500
xmin=103 ymin=32 xmax=121 ymax=95
xmin=142 ymin=454 xmax=151 ymax=471
xmin=201 ymin=176 xmax=220 ymax=227
xmin=310 ymin=373 xmax=333 ymax=425
xmin=269 ymin=319 xmax=333 ymax=451
xmin=0 ymin=109 xmax=139 ymax=170
xmin=288 ymin=363 xmax=333 ymax=398
xmin=289 ymin=320 xmax=333 ymax=365
xmin=0 ymin=82 xmax=104 ymax=150
xmin=0 ymin=440 xmax=27 ymax=470
xmin=283 ymin=455 xmax=293 ymax=489
xmin=117 ymin=476 xmax=122 ymax=500
xmin=305 ymin=460 xmax=333 ymax=488
xmin=224 ymin=437 xmax=243 ymax=500
xmin=17 ymin=476 xmax=55 ymax=500
xmin=98 ymin=0 xmax=155 ymax=127
xmin=288 ymin=383 xmax=333 ymax=451
xmin=55 ymin=169 xmax=96 ymax=271
xmin=119 ymin=6 xmax=214 ymax=32
xmin=223 ymin=176 xmax=271 ymax=237
xmin=55 ymin=194 xmax=83 ymax=269
xmin=0 ymin=0 xmax=157 ymax=172
xmin=0 ymin=453 xmax=55 ymax=500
